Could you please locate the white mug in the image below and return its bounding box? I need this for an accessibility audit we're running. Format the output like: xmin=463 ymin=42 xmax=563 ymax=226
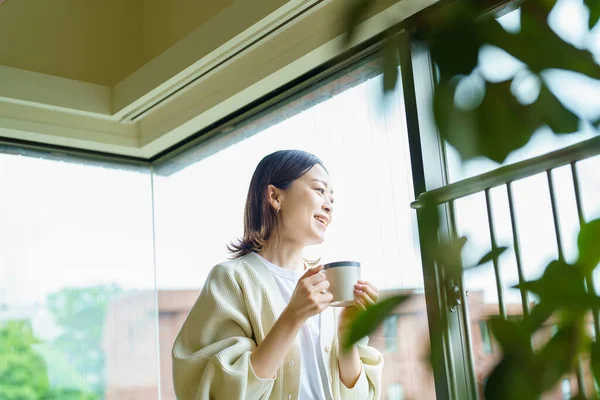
xmin=323 ymin=261 xmax=361 ymax=307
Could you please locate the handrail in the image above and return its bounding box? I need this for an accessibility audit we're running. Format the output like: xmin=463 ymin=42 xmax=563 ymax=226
xmin=411 ymin=135 xmax=600 ymax=209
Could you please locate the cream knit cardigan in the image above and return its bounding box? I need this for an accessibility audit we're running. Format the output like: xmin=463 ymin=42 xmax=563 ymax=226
xmin=172 ymin=252 xmax=383 ymax=400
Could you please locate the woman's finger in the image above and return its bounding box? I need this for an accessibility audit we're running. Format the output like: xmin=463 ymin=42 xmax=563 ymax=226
xmin=355 ymin=282 xmax=379 ymax=302
xmin=305 ymin=270 xmax=327 ymax=286
xmin=355 ymin=289 xmax=375 ymax=305
xmin=319 ymin=292 xmax=333 ymax=304
xmin=358 ymin=280 xmax=378 ymax=293
xmin=302 ymin=265 xmax=323 ymax=279
xmin=355 ymin=297 xmax=367 ymax=311
xmin=313 ymin=279 xmax=330 ymax=294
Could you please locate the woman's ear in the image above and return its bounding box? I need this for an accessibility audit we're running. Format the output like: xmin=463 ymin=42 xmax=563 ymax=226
xmin=267 ymin=184 xmax=282 ymax=212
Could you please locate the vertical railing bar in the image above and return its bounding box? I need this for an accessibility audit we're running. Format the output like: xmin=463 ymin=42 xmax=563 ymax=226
xmin=547 ymin=168 xmax=587 ymax=397
xmin=506 ymin=182 xmax=531 ymax=318
xmin=485 ymin=188 xmax=507 ymax=320
xmin=448 ymin=200 xmax=479 ymax=400
xmin=571 ymin=162 xmax=600 ymax=339
xmin=546 ymin=170 xmax=564 ymax=262
xmin=571 ymin=162 xmax=586 ymax=226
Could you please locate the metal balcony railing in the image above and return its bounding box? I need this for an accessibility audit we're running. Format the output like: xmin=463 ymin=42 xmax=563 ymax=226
xmin=411 ymin=135 xmax=600 ymax=398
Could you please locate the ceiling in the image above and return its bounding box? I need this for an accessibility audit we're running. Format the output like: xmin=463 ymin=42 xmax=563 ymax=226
xmin=0 ymin=0 xmax=438 ymax=159
xmin=0 ymin=0 xmax=234 ymax=86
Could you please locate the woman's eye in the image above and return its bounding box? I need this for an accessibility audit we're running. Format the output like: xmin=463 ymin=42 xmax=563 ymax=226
xmin=315 ymin=188 xmax=325 ymax=194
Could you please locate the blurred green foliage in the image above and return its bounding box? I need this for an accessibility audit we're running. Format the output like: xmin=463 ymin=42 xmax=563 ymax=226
xmin=0 ymin=320 xmax=97 ymax=400
xmin=0 ymin=284 xmax=121 ymax=399
xmin=342 ymin=0 xmax=600 ymax=398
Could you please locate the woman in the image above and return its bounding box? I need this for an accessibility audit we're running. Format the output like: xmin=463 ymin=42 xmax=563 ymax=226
xmin=172 ymin=150 xmax=383 ymax=400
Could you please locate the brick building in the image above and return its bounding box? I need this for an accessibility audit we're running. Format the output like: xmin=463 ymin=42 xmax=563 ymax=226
xmin=103 ymin=289 xmax=594 ymax=399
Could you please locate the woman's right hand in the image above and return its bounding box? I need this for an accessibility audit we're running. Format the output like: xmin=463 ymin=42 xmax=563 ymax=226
xmin=283 ymin=265 xmax=333 ymax=323
xmin=250 ymin=266 xmax=332 ymax=379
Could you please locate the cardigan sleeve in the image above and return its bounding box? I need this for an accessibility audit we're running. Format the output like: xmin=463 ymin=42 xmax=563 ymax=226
xmin=338 ymin=338 xmax=384 ymax=400
xmin=172 ymin=264 xmax=275 ymax=400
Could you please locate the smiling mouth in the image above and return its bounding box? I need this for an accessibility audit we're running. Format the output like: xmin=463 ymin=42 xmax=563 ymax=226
xmin=315 ymin=216 xmax=328 ymax=227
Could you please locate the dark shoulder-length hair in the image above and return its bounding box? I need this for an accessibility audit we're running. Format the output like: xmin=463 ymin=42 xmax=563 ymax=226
xmin=228 ymin=149 xmax=327 ymax=258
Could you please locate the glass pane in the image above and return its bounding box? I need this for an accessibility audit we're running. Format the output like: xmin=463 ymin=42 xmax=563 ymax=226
xmin=0 ymin=149 xmax=157 ymax=399
xmin=153 ymin=56 xmax=436 ymax=399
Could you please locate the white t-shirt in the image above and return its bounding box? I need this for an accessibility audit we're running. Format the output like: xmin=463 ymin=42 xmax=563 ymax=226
xmin=257 ymin=255 xmax=328 ymax=400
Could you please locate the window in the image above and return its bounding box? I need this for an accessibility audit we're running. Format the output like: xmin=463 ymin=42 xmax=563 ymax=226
xmin=387 ymin=383 xmax=405 ymax=400
xmin=479 ymin=321 xmax=493 ymax=354
xmin=152 ymin=54 xmax=434 ymax=399
xmin=561 ymin=378 xmax=572 ymax=400
xmin=382 ymin=314 xmax=400 ymax=352
xmin=0 ymin=149 xmax=156 ymax=399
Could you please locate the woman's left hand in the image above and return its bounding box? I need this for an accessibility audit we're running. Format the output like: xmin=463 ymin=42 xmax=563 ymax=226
xmin=353 ymin=280 xmax=379 ymax=311
xmin=338 ymin=280 xmax=379 ymax=335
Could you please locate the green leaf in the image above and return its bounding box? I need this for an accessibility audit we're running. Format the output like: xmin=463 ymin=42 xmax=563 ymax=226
xmin=577 ymin=219 xmax=600 ymax=274
xmin=343 ymin=294 xmax=410 ymax=350
xmin=521 ymin=301 xmax=555 ymax=333
xmin=489 ymin=316 xmax=533 ymax=357
xmin=591 ymin=341 xmax=600 ymax=389
xmin=435 ymin=79 xmax=536 ymax=162
xmin=515 ymin=261 xmax=575 ymax=298
xmin=474 ymin=246 xmax=508 ymax=267
xmin=436 ymin=76 xmax=583 ymax=163
xmin=431 ymin=18 xmax=481 ymax=80
xmin=537 ymin=325 xmax=581 ymax=391
xmin=531 ymin=84 xmax=579 ymax=134
xmin=435 ymin=236 xmax=467 ymax=264
xmin=484 ymin=3 xmax=600 ymax=79
xmin=584 ymin=0 xmax=600 ymax=30
xmin=571 ymin=393 xmax=589 ymax=400
xmin=382 ymin=37 xmax=399 ymax=93
xmin=515 ymin=260 xmax=600 ymax=311
xmin=434 ymin=236 xmax=467 ymax=277
xmin=484 ymin=358 xmax=539 ymax=400
xmin=521 ymin=0 xmax=556 ymax=21
xmin=570 ymin=395 xmax=587 ymax=400
xmin=342 ymin=0 xmax=374 ymax=45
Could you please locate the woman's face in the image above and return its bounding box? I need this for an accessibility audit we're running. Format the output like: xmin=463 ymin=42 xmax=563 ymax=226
xmin=273 ymin=164 xmax=334 ymax=247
